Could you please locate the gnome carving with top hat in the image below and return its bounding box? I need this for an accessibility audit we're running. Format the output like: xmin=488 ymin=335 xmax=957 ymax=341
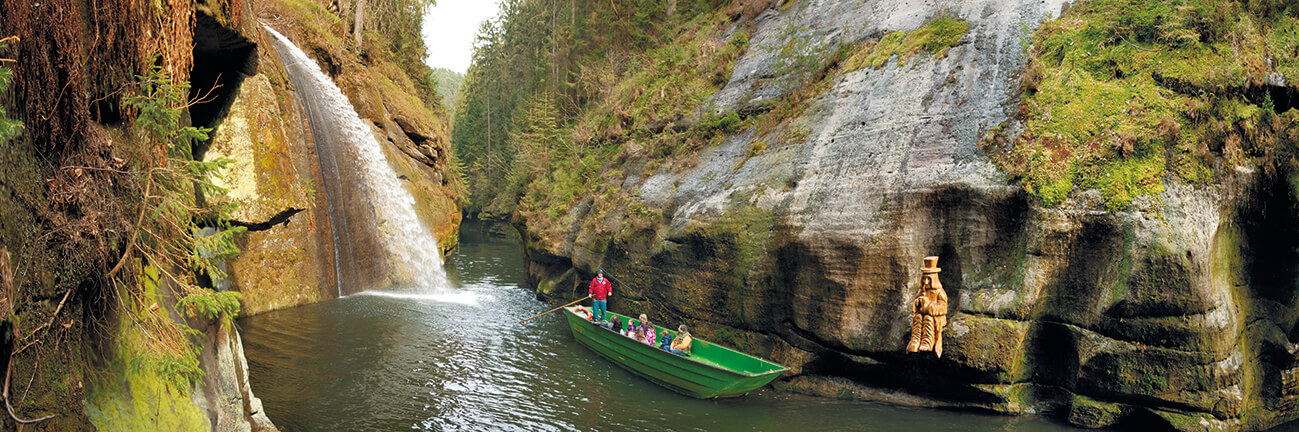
xmin=906 ymin=256 xmax=949 ymax=357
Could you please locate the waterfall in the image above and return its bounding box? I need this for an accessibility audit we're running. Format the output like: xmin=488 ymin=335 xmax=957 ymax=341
xmin=263 ymin=25 xmax=451 ymax=293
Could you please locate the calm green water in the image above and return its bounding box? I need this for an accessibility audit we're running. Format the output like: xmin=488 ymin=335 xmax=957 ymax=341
xmin=239 ymin=225 xmax=1081 ymax=431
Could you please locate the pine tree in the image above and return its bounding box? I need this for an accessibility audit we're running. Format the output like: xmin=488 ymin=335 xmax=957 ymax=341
xmin=0 ymin=36 xmax=24 ymax=142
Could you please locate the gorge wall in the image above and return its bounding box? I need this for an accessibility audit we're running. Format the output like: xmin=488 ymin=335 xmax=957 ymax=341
xmin=511 ymin=1 xmax=1299 ymax=430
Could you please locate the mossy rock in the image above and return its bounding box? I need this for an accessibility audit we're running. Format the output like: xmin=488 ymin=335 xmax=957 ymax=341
xmin=1068 ymin=394 xmax=1130 ymax=428
xmin=85 ymin=266 xmax=208 ymax=431
xmin=1096 ymin=312 xmax=1232 ymax=355
xmin=206 ymin=73 xmax=326 ymax=315
xmin=971 ymin=383 xmax=1069 ymax=414
xmin=943 ymin=315 xmax=1030 ymax=383
xmin=1107 ymin=252 xmax=1214 ymax=318
xmin=1077 ymin=345 xmax=1231 ymax=412
xmin=1150 ymin=408 xmax=1236 ymax=432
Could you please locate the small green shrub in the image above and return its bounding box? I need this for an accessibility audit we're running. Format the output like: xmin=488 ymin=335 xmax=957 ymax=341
xmin=0 ymin=37 xmax=22 ymax=142
xmin=729 ymin=31 xmax=749 ymax=51
xmin=176 ymin=289 xmax=242 ymax=322
xmin=697 ymin=110 xmax=743 ymax=137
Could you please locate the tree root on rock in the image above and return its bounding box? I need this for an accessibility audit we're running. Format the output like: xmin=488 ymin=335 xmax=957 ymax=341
xmin=3 ymin=351 xmax=54 ymax=424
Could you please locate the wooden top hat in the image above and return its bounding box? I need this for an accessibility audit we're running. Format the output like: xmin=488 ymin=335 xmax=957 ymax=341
xmin=922 ymin=256 xmax=941 ymax=273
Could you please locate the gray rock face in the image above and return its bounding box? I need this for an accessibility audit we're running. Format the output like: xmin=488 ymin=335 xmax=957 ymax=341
xmin=192 ymin=319 xmax=277 ymax=432
xmin=523 ymin=0 xmax=1299 ymax=430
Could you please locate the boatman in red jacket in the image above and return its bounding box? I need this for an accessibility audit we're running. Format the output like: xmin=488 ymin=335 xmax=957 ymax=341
xmin=589 ymin=269 xmax=612 ymax=322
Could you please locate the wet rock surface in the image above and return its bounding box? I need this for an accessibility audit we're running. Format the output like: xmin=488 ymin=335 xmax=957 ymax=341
xmin=206 ymin=72 xmax=333 ymax=314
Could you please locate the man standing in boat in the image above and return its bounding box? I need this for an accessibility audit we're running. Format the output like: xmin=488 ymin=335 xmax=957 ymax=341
xmin=589 ymin=269 xmax=613 ymax=322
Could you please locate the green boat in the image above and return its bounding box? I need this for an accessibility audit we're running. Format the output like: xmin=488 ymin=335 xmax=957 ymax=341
xmin=563 ymin=306 xmax=788 ymax=399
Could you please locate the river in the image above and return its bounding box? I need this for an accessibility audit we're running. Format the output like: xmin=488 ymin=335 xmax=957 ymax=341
xmin=239 ymin=223 xmax=1081 ymax=431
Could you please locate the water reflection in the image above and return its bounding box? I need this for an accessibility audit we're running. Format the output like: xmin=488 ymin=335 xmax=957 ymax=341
xmin=240 ymin=223 xmax=1080 ymax=431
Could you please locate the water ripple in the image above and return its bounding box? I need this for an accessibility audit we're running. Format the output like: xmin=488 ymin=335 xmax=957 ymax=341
xmin=240 ymin=230 xmax=1081 ymax=432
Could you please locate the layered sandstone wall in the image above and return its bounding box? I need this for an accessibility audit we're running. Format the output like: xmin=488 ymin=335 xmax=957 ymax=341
xmin=519 ymin=1 xmax=1299 ymax=430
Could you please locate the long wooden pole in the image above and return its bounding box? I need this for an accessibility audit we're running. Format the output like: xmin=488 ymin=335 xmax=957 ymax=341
xmin=518 ymin=295 xmax=591 ymax=323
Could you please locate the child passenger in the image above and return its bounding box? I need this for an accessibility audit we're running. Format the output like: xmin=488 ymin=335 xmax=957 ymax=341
xmin=639 ymin=314 xmax=656 ymax=346
xmin=659 ymin=332 xmax=674 ymax=351
xmin=604 ymin=315 xmax=622 ymax=332
xmin=633 ymin=321 xmax=647 ymax=343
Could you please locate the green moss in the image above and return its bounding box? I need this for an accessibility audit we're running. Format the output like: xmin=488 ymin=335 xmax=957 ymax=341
xmin=862 ymin=32 xmax=907 ymax=69
xmin=947 ymin=316 xmax=1030 ymax=382
xmin=1150 ymin=409 xmax=1220 ymax=431
xmin=1081 ymin=150 xmax=1166 ymax=211
xmin=1268 ymin=15 xmax=1299 ymax=81
xmin=85 ymin=264 xmax=208 ymax=431
xmin=971 ymin=383 xmax=1047 ymax=414
xmin=1068 ymin=394 xmax=1129 ymax=428
xmin=998 ymin=0 xmax=1295 ymax=209
xmin=846 ymin=16 xmax=971 ymax=71
xmin=700 ymin=201 xmax=774 ymax=287
xmin=85 ymin=337 xmax=208 ymax=432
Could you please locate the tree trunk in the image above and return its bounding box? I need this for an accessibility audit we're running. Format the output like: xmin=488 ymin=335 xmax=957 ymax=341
xmin=353 ymin=0 xmax=365 ymax=50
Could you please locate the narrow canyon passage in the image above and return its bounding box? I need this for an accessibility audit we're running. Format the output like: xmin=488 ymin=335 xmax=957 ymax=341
xmin=239 ymin=223 xmax=1077 ymax=432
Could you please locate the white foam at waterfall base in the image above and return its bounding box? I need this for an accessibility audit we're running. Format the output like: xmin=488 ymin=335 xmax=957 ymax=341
xmin=353 ymin=290 xmax=485 ymax=306
xmin=263 ymin=25 xmax=451 ymax=292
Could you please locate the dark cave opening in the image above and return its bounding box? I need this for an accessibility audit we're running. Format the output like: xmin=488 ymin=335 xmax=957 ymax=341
xmin=1240 ymin=170 xmax=1299 ymax=304
xmin=189 ymin=12 xmax=257 ymax=159
xmin=1248 ymin=84 xmax=1299 ymax=114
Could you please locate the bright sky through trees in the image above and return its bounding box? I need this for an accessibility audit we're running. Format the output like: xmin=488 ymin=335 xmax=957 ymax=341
xmin=421 ymin=0 xmax=503 ymax=72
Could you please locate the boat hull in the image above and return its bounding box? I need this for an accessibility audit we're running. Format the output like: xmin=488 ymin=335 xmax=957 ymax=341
xmin=563 ymin=307 xmax=785 ymax=399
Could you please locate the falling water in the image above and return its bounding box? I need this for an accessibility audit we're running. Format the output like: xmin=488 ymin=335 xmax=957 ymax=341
xmin=263 ymin=25 xmax=451 ymax=292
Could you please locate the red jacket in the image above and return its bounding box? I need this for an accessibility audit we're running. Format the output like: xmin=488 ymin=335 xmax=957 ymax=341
xmin=589 ymin=276 xmax=612 ymax=300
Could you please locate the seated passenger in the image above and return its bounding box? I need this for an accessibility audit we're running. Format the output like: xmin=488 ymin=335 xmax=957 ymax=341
xmin=632 ymin=321 xmax=647 ymax=343
xmin=604 ymin=315 xmax=622 ymax=332
xmin=659 ymin=332 xmax=674 ymax=350
xmin=670 ymin=325 xmax=692 ymax=356
xmin=623 ymin=320 xmax=636 ymax=337
xmin=639 ymin=314 xmax=657 ymax=346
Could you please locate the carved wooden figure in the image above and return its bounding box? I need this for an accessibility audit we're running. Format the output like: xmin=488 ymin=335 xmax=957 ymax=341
xmin=906 ymin=256 xmax=948 ymax=357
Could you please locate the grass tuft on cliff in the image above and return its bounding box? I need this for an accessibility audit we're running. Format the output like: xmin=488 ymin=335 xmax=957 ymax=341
xmin=845 ymin=16 xmax=971 ymax=71
xmin=990 ymin=0 xmax=1299 ymax=211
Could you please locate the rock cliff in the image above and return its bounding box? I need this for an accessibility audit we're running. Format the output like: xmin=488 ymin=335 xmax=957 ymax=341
xmin=206 ymin=71 xmax=334 ymax=314
xmin=206 ymin=0 xmax=463 ymax=307
xmin=519 ymin=1 xmax=1299 ymax=430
